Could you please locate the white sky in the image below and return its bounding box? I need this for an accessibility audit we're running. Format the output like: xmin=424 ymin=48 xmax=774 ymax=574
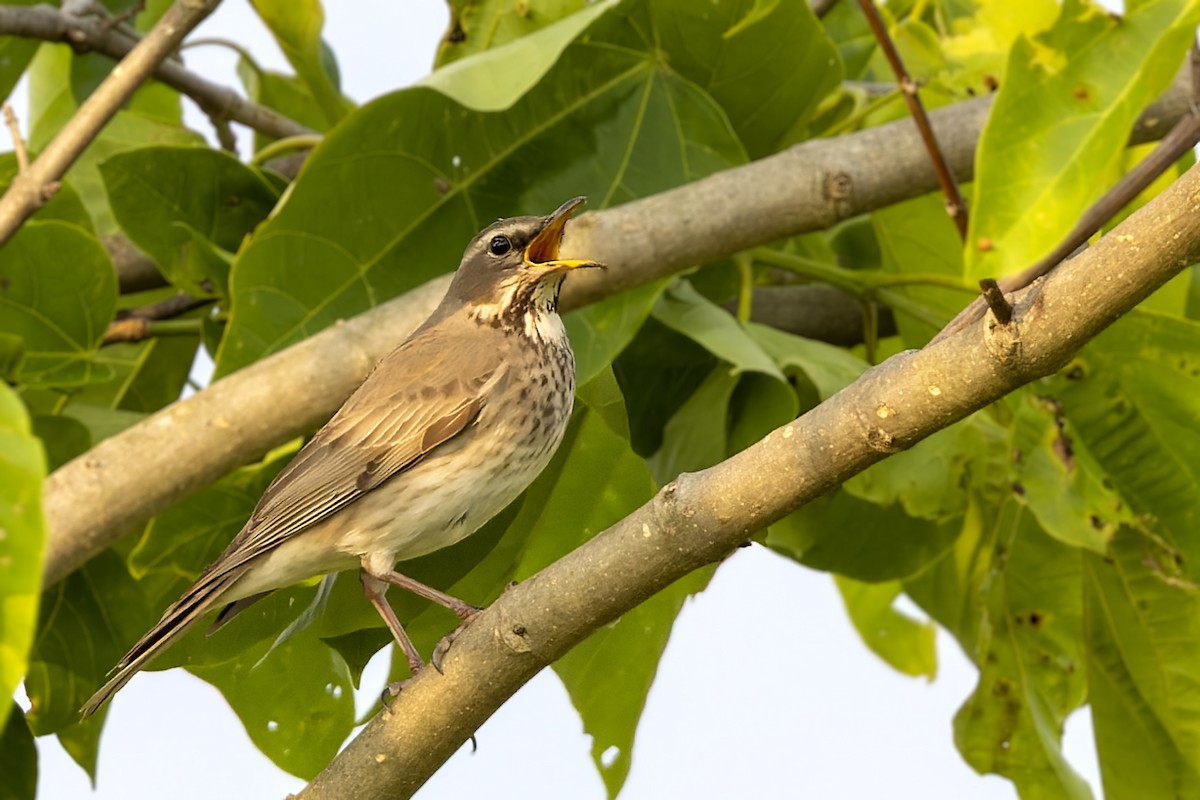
xmin=23 ymin=2 xmax=1113 ymax=798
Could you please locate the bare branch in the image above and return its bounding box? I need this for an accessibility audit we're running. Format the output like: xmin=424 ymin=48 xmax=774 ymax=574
xmin=300 ymin=153 xmax=1200 ymax=800
xmin=39 ymin=75 xmax=1195 ymax=587
xmin=0 ymin=0 xmax=224 ymax=247
xmin=0 ymin=3 xmax=310 ymax=143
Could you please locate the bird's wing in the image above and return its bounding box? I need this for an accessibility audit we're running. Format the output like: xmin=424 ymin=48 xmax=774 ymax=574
xmin=212 ymin=325 xmax=505 ymax=573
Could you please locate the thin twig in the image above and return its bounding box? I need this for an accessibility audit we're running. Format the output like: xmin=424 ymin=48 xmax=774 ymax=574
xmin=0 ymin=0 xmax=224 ymax=247
xmin=3 ymin=104 xmax=29 ymax=175
xmin=104 ymin=0 xmax=147 ymax=30
xmin=857 ymin=0 xmax=969 ymax=239
xmin=0 ymin=4 xmax=310 ymax=143
xmin=103 ymin=293 xmax=213 ymax=345
xmin=977 ymin=279 xmax=1012 ymax=324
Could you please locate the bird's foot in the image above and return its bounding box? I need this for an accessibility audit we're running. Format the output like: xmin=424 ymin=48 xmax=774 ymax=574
xmin=380 ymin=678 xmax=412 ymax=710
xmin=431 ymin=610 xmax=481 ymax=673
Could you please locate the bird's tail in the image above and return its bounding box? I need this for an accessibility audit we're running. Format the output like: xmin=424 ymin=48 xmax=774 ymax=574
xmin=80 ymin=568 xmax=246 ymax=719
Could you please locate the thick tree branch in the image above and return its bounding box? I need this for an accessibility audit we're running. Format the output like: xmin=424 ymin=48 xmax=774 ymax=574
xmin=0 ymin=3 xmax=310 ymax=142
xmin=299 ymin=153 xmax=1200 ymax=800
xmin=0 ymin=0 xmax=222 ymax=247
xmin=39 ymin=76 xmax=1194 ymax=586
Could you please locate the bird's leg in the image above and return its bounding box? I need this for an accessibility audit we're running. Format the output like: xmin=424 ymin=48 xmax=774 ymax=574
xmin=359 ymin=571 xmax=424 ymax=680
xmin=377 ymin=570 xmax=484 ymax=674
xmin=376 ymin=569 xmax=481 ymax=621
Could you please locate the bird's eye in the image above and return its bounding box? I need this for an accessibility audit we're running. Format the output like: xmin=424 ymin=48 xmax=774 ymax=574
xmin=488 ymin=235 xmax=512 ymax=256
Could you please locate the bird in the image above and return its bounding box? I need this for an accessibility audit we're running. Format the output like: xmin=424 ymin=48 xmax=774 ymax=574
xmin=81 ymin=197 xmax=603 ymax=718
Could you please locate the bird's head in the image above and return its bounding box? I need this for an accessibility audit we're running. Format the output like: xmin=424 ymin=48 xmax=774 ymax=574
xmin=447 ymin=197 xmax=604 ymax=325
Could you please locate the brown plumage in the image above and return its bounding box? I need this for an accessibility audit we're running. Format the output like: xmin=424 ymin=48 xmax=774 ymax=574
xmin=81 ymin=197 xmax=602 ymax=718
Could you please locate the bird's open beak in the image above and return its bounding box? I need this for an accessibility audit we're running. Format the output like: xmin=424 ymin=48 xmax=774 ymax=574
xmin=525 ymin=196 xmax=605 ymax=273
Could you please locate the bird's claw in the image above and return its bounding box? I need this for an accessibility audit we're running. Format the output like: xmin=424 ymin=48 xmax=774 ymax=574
xmin=380 ymin=678 xmax=412 ymax=710
xmin=431 ymin=612 xmax=480 ymax=673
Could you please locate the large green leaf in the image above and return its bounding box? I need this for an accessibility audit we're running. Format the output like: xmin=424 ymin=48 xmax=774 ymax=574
xmin=24 ymin=551 xmax=154 ymax=737
xmin=834 ymin=576 xmax=937 ymax=679
xmin=1051 ymin=312 xmax=1200 ymax=564
xmin=0 ymin=386 xmax=46 ymax=733
xmin=966 ymin=0 xmax=1200 ymax=279
xmin=873 ymin=192 xmax=966 ymax=346
xmin=1084 ymin=529 xmax=1200 ymax=800
xmin=767 ymin=488 xmax=961 ymax=582
xmin=190 ymin=630 xmax=355 ymax=779
xmin=0 ymin=221 xmax=116 ymax=387
xmin=907 ymin=500 xmax=1092 ymax=798
xmin=648 ymin=0 xmax=842 ymax=157
xmin=555 ymin=566 xmax=713 ymax=799
xmin=27 ymin=44 xmax=202 ymax=232
xmin=100 ymin=146 xmax=280 ymax=295
xmin=1009 ymin=388 xmax=1131 ymax=553
xmin=0 ymin=704 xmax=36 ymax=800
xmin=435 ymin=0 xmax=590 ymax=68
xmin=215 ymin=0 xmax=752 ymax=377
xmin=250 ymin=0 xmax=351 ymax=126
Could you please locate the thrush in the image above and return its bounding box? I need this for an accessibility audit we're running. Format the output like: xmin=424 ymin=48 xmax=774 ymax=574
xmin=81 ymin=197 xmax=603 ymax=718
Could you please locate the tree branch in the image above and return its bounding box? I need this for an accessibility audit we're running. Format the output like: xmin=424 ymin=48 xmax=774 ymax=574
xmin=39 ymin=75 xmax=1195 ymax=586
xmin=0 ymin=0 xmax=223 ymax=247
xmin=0 ymin=3 xmax=310 ymax=144
xmin=299 ymin=150 xmax=1200 ymax=800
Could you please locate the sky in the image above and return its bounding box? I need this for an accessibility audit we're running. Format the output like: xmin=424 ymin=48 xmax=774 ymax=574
xmin=20 ymin=2 xmax=1111 ymax=798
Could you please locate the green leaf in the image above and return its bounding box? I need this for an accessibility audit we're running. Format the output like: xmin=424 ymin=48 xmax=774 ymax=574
xmin=425 ymin=1 xmax=617 ymax=112
xmin=0 ymin=38 xmax=38 ymax=108
xmin=0 ymin=386 xmax=46 ymax=733
xmin=100 ymin=146 xmax=279 ymax=294
xmin=25 ymin=551 xmax=154 ymax=736
xmin=652 ymin=281 xmax=784 ymax=382
xmin=1051 ymin=312 xmax=1200 ymax=564
xmin=28 ymin=44 xmax=203 ymax=232
xmin=873 ymin=192 xmax=966 ymax=346
xmin=834 ymin=575 xmax=937 ymax=679
xmin=747 ymin=322 xmax=866 ymax=400
xmin=906 ymin=499 xmax=1092 ymax=798
xmin=565 ymin=279 xmax=668 ymax=385
xmin=1084 ymin=528 xmax=1200 ymax=799
xmin=967 ymin=0 xmax=1200 ymax=279
xmin=237 ymin=58 xmax=330 ymax=153
xmin=614 ymin=317 xmax=717 ymax=457
xmin=846 ymin=414 xmax=1008 ymax=523
xmin=0 ymin=704 xmax=36 ymax=800
xmin=0 ymin=157 xmax=93 ymax=236
xmin=30 ymin=415 xmax=90 ymax=471
xmin=1009 ymin=389 xmax=1132 ymax=553
xmin=128 ymin=447 xmax=295 ymax=589
xmin=216 ymin=0 xmax=748 ymax=377
xmin=555 ymin=566 xmax=713 ymax=798
xmin=190 ymin=631 xmax=355 ymax=779
xmin=0 ymin=221 xmax=117 ymax=387
xmin=646 ymin=366 xmax=739 ymax=482
xmin=250 ymin=0 xmax=351 ymax=126
xmin=767 ymin=489 xmax=961 ymax=582
xmin=649 ymin=0 xmax=842 ymax=156
xmin=435 ymin=0 xmax=592 ymax=69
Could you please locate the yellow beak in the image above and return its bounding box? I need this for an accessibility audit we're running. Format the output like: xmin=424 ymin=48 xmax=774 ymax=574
xmin=525 ymin=196 xmax=605 ymax=273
